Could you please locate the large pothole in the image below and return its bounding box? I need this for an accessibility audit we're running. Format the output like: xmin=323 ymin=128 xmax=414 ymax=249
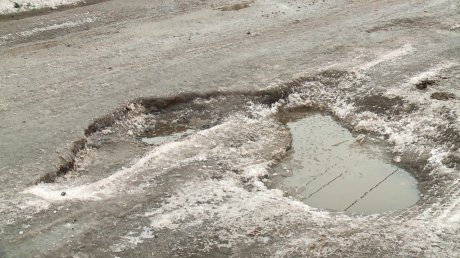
xmin=43 ymin=91 xmax=421 ymax=215
xmin=268 ymin=112 xmax=420 ymax=214
xmin=32 ymin=70 xmax=456 ymax=217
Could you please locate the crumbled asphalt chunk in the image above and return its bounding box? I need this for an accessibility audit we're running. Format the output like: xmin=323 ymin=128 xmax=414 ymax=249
xmin=415 ymin=79 xmax=436 ymax=90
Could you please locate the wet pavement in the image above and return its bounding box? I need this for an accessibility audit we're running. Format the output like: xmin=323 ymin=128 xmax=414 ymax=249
xmin=0 ymin=0 xmax=459 ymax=257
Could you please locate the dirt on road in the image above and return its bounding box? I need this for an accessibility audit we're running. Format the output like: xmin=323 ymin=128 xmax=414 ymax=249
xmin=0 ymin=0 xmax=459 ymax=257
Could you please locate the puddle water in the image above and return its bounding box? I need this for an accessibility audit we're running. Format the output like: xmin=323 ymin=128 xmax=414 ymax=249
xmin=270 ymin=114 xmax=420 ymax=214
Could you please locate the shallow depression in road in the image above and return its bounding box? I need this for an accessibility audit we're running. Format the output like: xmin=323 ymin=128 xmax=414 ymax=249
xmin=269 ymin=114 xmax=420 ymax=214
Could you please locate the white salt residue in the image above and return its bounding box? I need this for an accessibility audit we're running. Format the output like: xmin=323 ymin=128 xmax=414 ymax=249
xmin=387 ymin=62 xmax=458 ymax=103
xmin=0 ymin=34 xmax=14 ymax=46
xmin=0 ymin=0 xmax=83 ymax=14
xmin=247 ymin=101 xmax=280 ymax=118
xmin=241 ymin=163 xmax=269 ymax=179
xmin=434 ymin=179 xmax=460 ymax=223
xmin=109 ymin=160 xmax=296 ymax=250
xmin=20 ymin=17 xmax=96 ymax=37
xmin=110 ymin=227 xmax=156 ymax=252
xmin=332 ymin=100 xmax=355 ymax=119
xmin=23 ymin=135 xmax=205 ymax=202
xmin=23 ymin=114 xmax=290 ymax=209
xmin=353 ymin=111 xmax=385 ymax=132
xmin=119 ymin=113 xmax=150 ymax=131
xmin=149 ymin=214 xmax=180 ymax=230
xmin=103 ymin=113 xmax=294 ymax=252
xmin=355 ymin=43 xmax=414 ymax=71
xmin=0 ymin=17 xmax=97 ymax=46
xmin=408 ymin=62 xmax=457 ymax=85
xmin=447 ymin=212 xmax=460 ymax=223
xmin=141 ymin=129 xmax=196 ymax=145
xmin=273 ymin=238 xmax=315 ymax=258
xmin=130 ymin=174 xmax=443 ymax=256
xmin=378 ymin=63 xmax=458 ymax=172
xmin=0 ymin=101 xmax=8 ymax=112
xmin=285 ymin=92 xmax=313 ymax=109
xmin=427 ymin=147 xmax=453 ymax=174
xmin=136 ymin=179 xmax=322 ymax=250
xmin=352 ymin=107 xmax=453 ymax=167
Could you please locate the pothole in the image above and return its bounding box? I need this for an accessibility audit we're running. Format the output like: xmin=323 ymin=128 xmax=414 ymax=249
xmin=43 ymin=93 xmax=272 ymax=184
xmin=268 ymin=112 xmax=420 ymax=214
xmin=35 ymin=90 xmax=423 ymax=214
xmin=34 ymin=71 xmax=440 ymax=216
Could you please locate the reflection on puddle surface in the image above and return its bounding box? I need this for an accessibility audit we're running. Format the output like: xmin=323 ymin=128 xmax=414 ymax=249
xmin=270 ymin=114 xmax=420 ymax=214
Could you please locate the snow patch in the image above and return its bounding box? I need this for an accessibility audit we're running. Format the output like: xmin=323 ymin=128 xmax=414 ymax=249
xmin=23 ymin=137 xmax=203 ymax=202
xmin=408 ymin=62 xmax=457 ymax=85
xmin=355 ymin=43 xmax=414 ymax=70
xmin=0 ymin=0 xmax=83 ymax=15
xmin=0 ymin=17 xmax=96 ymax=46
xmin=22 ymin=115 xmax=290 ymax=212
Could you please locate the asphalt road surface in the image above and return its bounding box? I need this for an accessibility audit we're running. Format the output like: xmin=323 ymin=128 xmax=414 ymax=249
xmin=0 ymin=0 xmax=459 ymax=257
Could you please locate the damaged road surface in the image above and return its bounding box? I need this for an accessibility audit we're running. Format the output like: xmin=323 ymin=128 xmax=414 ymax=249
xmin=0 ymin=0 xmax=459 ymax=257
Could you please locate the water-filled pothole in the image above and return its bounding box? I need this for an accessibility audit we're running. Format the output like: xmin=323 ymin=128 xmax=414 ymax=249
xmin=269 ymin=113 xmax=420 ymax=214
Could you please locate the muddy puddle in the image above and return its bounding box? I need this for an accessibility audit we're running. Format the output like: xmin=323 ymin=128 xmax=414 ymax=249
xmin=269 ymin=113 xmax=420 ymax=214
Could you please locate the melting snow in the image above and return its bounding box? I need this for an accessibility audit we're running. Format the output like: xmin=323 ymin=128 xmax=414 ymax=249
xmin=0 ymin=0 xmax=83 ymax=14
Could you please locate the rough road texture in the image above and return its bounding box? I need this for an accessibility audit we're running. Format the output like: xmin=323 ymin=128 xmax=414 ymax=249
xmin=0 ymin=0 xmax=459 ymax=257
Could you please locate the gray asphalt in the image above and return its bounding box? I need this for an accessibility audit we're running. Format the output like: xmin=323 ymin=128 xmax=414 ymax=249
xmin=0 ymin=0 xmax=459 ymax=257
